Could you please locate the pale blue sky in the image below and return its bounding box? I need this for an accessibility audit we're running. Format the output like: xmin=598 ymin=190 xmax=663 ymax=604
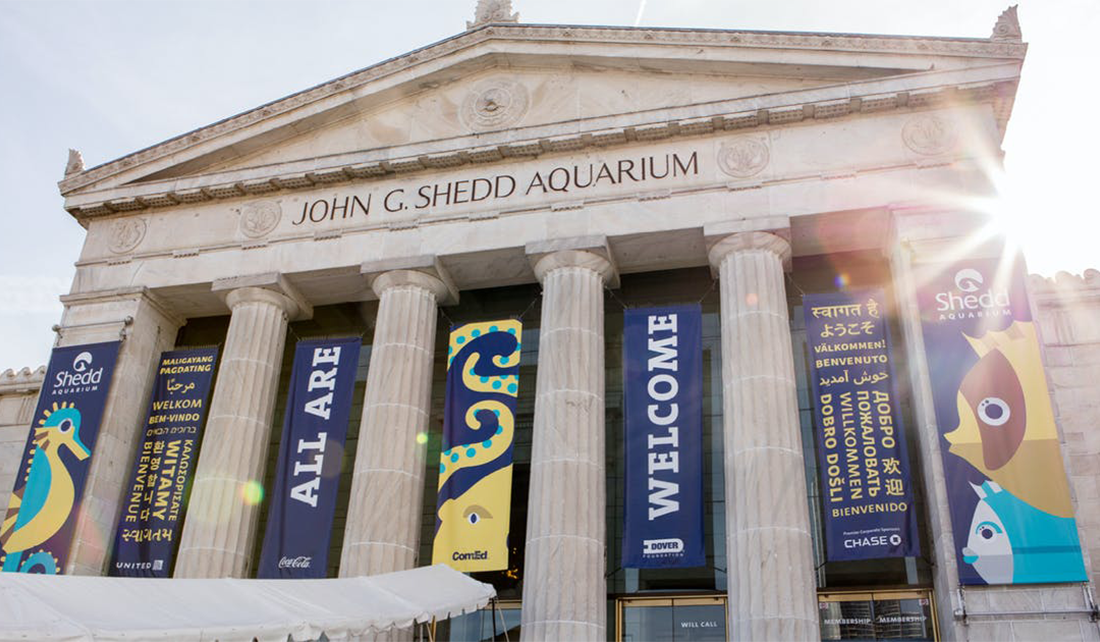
xmin=1 ymin=0 xmax=1096 ymax=369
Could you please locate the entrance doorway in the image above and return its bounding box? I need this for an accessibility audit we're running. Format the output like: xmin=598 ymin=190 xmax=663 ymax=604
xmin=617 ymin=596 xmax=727 ymax=642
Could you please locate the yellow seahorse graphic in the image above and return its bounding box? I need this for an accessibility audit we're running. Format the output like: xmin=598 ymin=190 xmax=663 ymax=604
xmin=1 ymin=402 xmax=89 ymax=574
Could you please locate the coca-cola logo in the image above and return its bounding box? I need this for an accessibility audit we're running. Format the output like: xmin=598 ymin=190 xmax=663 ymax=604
xmin=278 ymin=556 xmax=312 ymax=569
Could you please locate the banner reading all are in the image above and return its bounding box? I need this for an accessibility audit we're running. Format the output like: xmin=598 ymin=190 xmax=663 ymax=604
xmin=2 ymin=341 xmax=120 ymax=574
xmin=433 ymin=320 xmax=521 ymax=572
xmin=258 ymin=337 xmax=361 ymax=579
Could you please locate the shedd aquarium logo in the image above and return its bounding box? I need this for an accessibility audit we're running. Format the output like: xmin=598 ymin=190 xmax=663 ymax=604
xmin=934 ymin=268 xmax=1012 ymax=321
xmin=53 ymin=351 xmax=105 ymax=394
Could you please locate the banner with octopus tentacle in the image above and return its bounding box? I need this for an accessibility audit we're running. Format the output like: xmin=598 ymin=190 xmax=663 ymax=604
xmin=916 ymin=255 xmax=1086 ymax=585
xmin=2 ymin=341 xmax=120 ymax=575
xmin=433 ymin=320 xmax=521 ymax=572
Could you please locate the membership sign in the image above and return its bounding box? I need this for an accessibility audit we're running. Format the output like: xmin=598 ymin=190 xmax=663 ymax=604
xmin=110 ymin=347 xmax=218 ymax=577
xmin=622 ymin=305 xmax=704 ymax=569
xmin=804 ymin=292 xmax=919 ymax=561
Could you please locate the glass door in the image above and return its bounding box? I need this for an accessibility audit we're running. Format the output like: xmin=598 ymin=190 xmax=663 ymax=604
xmin=818 ymin=590 xmax=937 ymax=641
xmin=618 ymin=596 xmax=727 ymax=642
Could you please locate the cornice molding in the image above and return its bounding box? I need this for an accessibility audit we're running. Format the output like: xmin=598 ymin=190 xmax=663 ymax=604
xmin=57 ymin=23 xmax=1026 ymax=199
xmin=64 ymin=79 xmax=1015 ymax=223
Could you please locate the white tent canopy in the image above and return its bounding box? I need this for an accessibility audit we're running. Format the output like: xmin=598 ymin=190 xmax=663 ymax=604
xmin=0 ymin=564 xmax=496 ymax=642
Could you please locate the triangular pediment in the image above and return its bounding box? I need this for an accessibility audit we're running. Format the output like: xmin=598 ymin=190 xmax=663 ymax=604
xmin=59 ymin=23 xmax=1025 ymax=218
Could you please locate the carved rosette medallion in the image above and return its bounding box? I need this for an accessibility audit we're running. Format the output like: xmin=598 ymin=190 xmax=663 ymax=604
xmin=108 ymin=218 xmax=147 ymax=254
xmin=717 ymin=138 xmax=770 ymax=178
xmin=239 ymin=200 xmax=282 ymax=238
xmin=902 ymin=114 xmax=958 ymax=155
xmin=461 ymin=79 xmax=530 ymax=132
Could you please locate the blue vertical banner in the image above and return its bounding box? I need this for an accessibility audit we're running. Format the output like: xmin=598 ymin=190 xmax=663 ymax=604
xmin=109 ymin=347 xmax=218 ymax=577
xmin=1 ymin=341 xmax=120 ymax=574
xmin=803 ymin=291 xmax=919 ymax=561
xmin=257 ymin=337 xmax=361 ymax=579
xmin=433 ymin=320 xmax=521 ymax=573
xmin=916 ymin=256 xmax=1086 ymax=584
xmin=622 ymin=305 xmax=704 ymax=569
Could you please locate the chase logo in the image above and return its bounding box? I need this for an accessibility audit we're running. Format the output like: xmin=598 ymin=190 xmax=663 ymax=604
xmin=954 ymin=269 xmax=984 ymax=293
xmin=889 ymin=534 xmax=902 ymax=546
xmin=642 ymin=538 xmax=684 ymax=555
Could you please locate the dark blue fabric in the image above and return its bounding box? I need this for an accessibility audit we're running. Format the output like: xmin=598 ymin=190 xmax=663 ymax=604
xmin=622 ymin=305 xmax=705 ymax=569
xmin=257 ymin=338 xmax=360 ymax=579
xmin=109 ymin=347 xmax=218 ymax=577
xmin=804 ymin=291 xmax=919 ymax=561
xmin=2 ymin=341 xmax=120 ymax=575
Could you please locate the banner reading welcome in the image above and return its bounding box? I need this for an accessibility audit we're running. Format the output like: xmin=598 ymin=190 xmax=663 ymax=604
xmin=916 ymin=256 xmax=1086 ymax=585
xmin=110 ymin=347 xmax=218 ymax=577
xmin=2 ymin=341 xmax=120 ymax=574
xmin=622 ymin=305 xmax=704 ymax=569
xmin=804 ymin=291 xmax=919 ymax=561
xmin=258 ymin=337 xmax=360 ymax=579
xmin=433 ymin=320 xmax=521 ymax=573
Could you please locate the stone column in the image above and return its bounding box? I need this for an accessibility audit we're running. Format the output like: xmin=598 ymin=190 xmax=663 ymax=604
xmin=52 ymin=288 xmax=183 ymax=576
xmin=521 ymin=237 xmax=617 ymax=642
xmin=707 ymin=226 xmax=818 ymax=641
xmin=340 ymin=259 xmax=455 ymax=578
xmin=175 ymin=275 xmax=310 ymax=578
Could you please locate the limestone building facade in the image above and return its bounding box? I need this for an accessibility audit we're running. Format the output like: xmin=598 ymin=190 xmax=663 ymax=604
xmin=2 ymin=3 xmax=1098 ymax=641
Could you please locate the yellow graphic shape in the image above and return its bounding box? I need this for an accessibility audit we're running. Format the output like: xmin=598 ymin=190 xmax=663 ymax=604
xmin=447 ymin=320 xmax=522 ymax=370
xmin=433 ymin=464 xmax=513 ymax=573
xmin=437 ymin=400 xmax=514 ymax=490
xmin=1 ymin=402 xmax=88 ymax=555
xmin=944 ymin=322 xmax=1073 ymax=517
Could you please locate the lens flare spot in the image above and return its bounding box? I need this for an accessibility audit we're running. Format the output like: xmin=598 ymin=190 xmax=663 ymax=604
xmin=744 ymin=292 xmax=759 ymax=307
xmin=241 ymin=481 xmax=264 ymax=505
xmin=834 ymin=273 xmax=851 ymax=289
xmin=416 ymin=432 xmax=428 ymax=445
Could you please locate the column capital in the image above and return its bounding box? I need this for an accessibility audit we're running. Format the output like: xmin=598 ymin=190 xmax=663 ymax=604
xmin=707 ymin=231 xmax=791 ymax=273
xmin=360 ymin=255 xmax=458 ymax=305
xmin=212 ymin=272 xmax=313 ymax=320
xmin=60 ymin=285 xmax=185 ymax=330
xmin=526 ymin=234 xmax=619 ymax=287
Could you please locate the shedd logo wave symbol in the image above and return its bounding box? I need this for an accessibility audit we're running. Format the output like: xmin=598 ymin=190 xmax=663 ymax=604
xmin=954 ymin=269 xmax=984 ymax=292
xmin=72 ymin=352 xmax=93 ymax=372
xmin=934 ymin=267 xmax=1011 ymax=320
xmin=643 ymin=538 xmax=684 ymax=555
xmin=54 ymin=350 xmax=105 ymax=390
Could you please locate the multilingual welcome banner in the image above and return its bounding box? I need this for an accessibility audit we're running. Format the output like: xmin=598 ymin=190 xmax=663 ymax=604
xmin=433 ymin=320 xmax=521 ymax=573
xmin=622 ymin=305 xmax=704 ymax=569
xmin=2 ymin=341 xmax=120 ymax=574
xmin=258 ymin=337 xmax=360 ymax=579
xmin=110 ymin=347 xmax=218 ymax=577
xmin=804 ymin=292 xmax=919 ymax=561
xmin=916 ymin=256 xmax=1086 ymax=585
